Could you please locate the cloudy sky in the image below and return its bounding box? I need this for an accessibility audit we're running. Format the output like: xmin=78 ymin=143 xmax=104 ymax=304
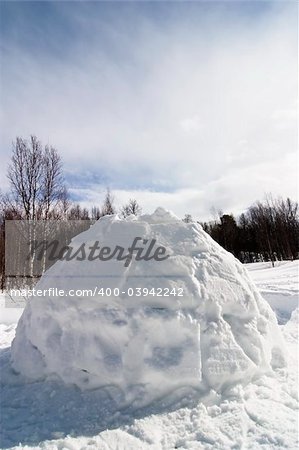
xmin=0 ymin=1 xmax=297 ymax=220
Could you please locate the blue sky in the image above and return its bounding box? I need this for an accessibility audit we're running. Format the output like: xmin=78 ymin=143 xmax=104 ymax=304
xmin=0 ymin=1 xmax=297 ymax=219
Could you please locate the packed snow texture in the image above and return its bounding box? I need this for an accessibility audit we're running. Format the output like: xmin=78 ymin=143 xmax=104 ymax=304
xmin=11 ymin=208 xmax=286 ymax=406
xmin=0 ymin=307 xmax=297 ymax=449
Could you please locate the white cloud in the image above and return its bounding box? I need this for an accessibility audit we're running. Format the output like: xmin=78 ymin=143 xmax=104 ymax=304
xmin=180 ymin=115 xmax=203 ymax=134
xmin=71 ymin=151 xmax=297 ymax=221
xmin=0 ymin=2 xmax=297 ymax=218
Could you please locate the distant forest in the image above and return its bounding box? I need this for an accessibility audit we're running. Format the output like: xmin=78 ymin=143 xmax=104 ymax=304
xmin=0 ymin=136 xmax=298 ymax=289
xmin=199 ymin=196 xmax=298 ymax=264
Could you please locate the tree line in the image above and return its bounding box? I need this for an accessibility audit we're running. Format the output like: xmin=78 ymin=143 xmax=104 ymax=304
xmin=198 ymin=196 xmax=298 ymax=264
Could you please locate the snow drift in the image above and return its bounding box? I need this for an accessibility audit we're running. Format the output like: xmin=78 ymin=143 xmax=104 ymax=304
xmin=11 ymin=208 xmax=286 ymax=405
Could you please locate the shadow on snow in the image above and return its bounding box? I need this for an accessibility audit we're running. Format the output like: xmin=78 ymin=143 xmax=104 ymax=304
xmin=0 ymin=346 xmax=203 ymax=448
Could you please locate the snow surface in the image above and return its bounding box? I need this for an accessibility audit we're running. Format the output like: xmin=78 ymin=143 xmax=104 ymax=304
xmin=0 ymin=210 xmax=298 ymax=449
xmin=246 ymin=261 xmax=299 ymax=324
xmin=0 ymin=295 xmax=23 ymax=324
xmin=11 ymin=209 xmax=285 ymax=404
xmin=0 ymin=309 xmax=297 ymax=449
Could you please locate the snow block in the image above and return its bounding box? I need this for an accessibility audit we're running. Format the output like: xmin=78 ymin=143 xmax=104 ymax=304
xmin=11 ymin=208 xmax=286 ymax=405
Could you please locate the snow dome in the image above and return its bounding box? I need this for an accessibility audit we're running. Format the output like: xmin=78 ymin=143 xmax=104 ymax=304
xmin=11 ymin=208 xmax=286 ymax=405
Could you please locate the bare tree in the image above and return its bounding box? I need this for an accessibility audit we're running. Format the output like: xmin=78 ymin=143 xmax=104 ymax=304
xmin=7 ymin=136 xmax=43 ymax=220
xmin=91 ymin=206 xmax=101 ymax=220
xmin=120 ymin=199 xmax=142 ymax=218
xmin=6 ymin=136 xmax=68 ymax=220
xmin=101 ymin=189 xmax=116 ymax=216
xmin=182 ymin=214 xmax=193 ymax=223
xmin=41 ymin=146 xmax=66 ymax=219
xmin=3 ymin=136 xmax=69 ymax=284
xmin=68 ymin=204 xmax=90 ymax=220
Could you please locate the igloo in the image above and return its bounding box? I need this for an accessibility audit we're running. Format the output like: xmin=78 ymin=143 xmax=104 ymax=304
xmin=11 ymin=208 xmax=286 ymax=405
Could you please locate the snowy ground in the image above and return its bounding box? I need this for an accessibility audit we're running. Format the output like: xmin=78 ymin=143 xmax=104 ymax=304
xmin=0 ymin=261 xmax=298 ymax=449
xmin=245 ymin=260 xmax=299 ymax=324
